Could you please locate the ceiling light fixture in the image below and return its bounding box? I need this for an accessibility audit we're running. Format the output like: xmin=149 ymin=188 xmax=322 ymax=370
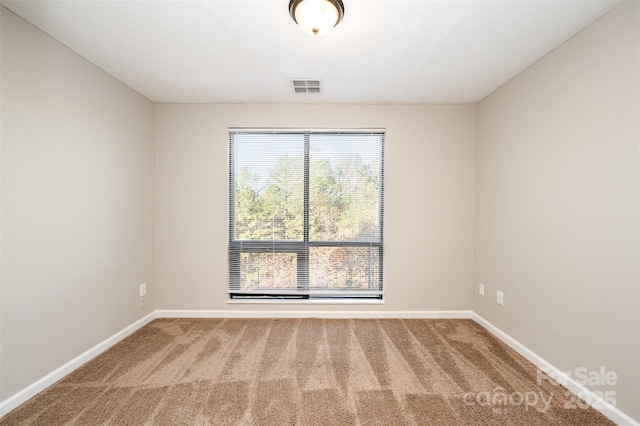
xmin=289 ymin=0 xmax=345 ymax=36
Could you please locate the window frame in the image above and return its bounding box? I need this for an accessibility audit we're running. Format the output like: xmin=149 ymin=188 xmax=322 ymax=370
xmin=228 ymin=128 xmax=385 ymax=301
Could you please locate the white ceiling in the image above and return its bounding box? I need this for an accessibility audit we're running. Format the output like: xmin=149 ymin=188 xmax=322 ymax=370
xmin=1 ymin=0 xmax=621 ymax=104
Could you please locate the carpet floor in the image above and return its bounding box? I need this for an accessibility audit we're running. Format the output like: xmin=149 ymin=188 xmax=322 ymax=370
xmin=0 ymin=318 xmax=613 ymax=425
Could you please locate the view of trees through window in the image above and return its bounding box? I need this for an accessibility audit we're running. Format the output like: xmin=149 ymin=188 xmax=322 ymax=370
xmin=229 ymin=131 xmax=384 ymax=298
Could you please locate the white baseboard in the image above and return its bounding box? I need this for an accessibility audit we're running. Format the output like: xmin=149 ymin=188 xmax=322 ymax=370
xmin=0 ymin=311 xmax=157 ymax=417
xmin=472 ymin=313 xmax=638 ymax=426
xmin=156 ymin=309 xmax=473 ymax=319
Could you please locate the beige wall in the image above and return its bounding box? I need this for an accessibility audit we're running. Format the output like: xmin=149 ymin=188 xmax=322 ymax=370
xmin=156 ymin=104 xmax=476 ymax=312
xmin=475 ymin=1 xmax=639 ymax=420
xmin=0 ymin=8 xmax=156 ymax=399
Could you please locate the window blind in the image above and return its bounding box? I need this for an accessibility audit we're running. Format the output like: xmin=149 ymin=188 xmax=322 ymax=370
xmin=228 ymin=129 xmax=384 ymax=300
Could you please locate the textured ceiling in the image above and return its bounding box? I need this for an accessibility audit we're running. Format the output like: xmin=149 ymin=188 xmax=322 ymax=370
xmin=1 ymin=0 xmax=621 ymax=104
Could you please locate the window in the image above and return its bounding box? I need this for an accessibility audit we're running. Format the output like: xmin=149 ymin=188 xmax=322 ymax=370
xmin=228 ymin=129 xmax=384 ymax=301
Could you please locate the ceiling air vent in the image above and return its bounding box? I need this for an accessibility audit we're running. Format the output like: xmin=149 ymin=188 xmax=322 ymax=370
xmin=292 ymin=79 xmax=321 ymax=94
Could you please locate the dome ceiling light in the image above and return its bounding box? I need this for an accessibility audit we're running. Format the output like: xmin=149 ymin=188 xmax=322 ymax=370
xmin=289 ymin=0 xmax=345 ymax=36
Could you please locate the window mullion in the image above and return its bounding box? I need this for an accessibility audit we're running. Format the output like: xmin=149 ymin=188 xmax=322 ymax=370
xmin=299 ymin=133 xmax=310 ymax=291
xmin=304 ymin=133 xmax=310 ymax=242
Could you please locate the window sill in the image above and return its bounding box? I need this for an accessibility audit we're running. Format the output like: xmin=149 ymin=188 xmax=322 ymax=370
xmin=227 ymin=298 xmax=385 ymax=305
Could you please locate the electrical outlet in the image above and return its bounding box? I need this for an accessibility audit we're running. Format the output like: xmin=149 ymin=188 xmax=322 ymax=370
xmin=497 ymin=290 xmax=504 ymax=306
xmin=479 ymin=283 xmax=485 ymax=296
xmin=139 ymin=283 xmax=146 ymax=297
xmin=140 ymin=295 xmax=146 ymax=308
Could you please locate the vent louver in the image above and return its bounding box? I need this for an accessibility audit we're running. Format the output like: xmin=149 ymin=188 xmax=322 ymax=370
xmin=292 ymin=79 xmax=321 ymax=94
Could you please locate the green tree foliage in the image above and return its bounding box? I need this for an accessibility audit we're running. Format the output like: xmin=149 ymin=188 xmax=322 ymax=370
xmin=235 ymin=155 xmax=303 ymax=241
xmin=235 ymin=151 xmax=380 ymax=290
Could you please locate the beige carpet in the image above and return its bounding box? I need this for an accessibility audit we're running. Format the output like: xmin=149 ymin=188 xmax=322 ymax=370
xmin=0 ymin=318 xmax=613 ymax=425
